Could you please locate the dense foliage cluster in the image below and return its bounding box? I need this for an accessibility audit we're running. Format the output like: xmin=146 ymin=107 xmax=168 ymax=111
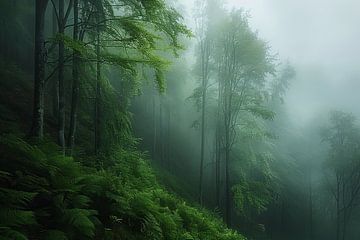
xmin=0 ymin=135 xmax=245 ymax=240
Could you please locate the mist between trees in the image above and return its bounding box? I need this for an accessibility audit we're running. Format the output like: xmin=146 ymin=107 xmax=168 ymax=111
xmin=1 ymin=0 xmax=360 ymax=240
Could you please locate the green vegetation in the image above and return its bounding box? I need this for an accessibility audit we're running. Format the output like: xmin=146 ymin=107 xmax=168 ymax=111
xmin=0 ymin=135 xmax=244 ymax=240
xmin=2 ymin=0 xmax=360 ymax=240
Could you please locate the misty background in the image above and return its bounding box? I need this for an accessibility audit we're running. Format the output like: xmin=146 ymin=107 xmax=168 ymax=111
xmin=180 ymin=0 xmax=360 ymax=125
xmin=132 ymin=1 xmax=360 ymax=239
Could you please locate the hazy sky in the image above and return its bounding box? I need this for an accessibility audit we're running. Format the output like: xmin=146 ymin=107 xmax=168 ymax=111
xmin=180 ymin=0 xmax=360 ymax=125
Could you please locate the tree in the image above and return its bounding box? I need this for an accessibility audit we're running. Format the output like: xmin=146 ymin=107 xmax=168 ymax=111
xmin=321 ymin=111 xmax=360 ymax=240
xmin=60 ymin=0 xmax=191 ymax=154
xmin=57 ymin=0 xmax=73 ymax=153
xmin=68 ymin=0 xmax=80 ymax=154
xmin=214 ymin=10 xmax=275 ymax=226
xmin=30 ymin=0 xmax=49 ymax=139
xmin=192 ymin=0 xmax=213 ymax=206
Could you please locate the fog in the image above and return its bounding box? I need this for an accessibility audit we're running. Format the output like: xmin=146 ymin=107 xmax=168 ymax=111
xmin=180 ymin=0 xmax=360 ymax=125
xmin=142 ymin=1 xmax=360 ymax=239
xmin=2 ymin=0 xmax=360 ymax=239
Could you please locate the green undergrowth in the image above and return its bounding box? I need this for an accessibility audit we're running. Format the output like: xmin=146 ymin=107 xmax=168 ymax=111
xmin=0 ymin=134 xmax=245 ymax=240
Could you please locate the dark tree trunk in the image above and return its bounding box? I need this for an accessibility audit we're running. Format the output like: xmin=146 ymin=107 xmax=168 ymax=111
xmin=336 ymin=175 xmax=340 ymax=240
xmin=342 ymin=181 xmax=346 ymax=240
xmin=215 ymin=68 xmax=222 ymax=209
xmin=57 ymin=0 xmax=66 ymax=153
xmin=30 ymin=0 xmax=49 ymax=139
xmin=198 ymin=78 xmax=206 ymax=206
xmin=198 ymin=38 xmax=210 ymax=206
xmin=225 ymin=126 xmax=230 ymax=226
xmin=224 ymin=75 xmax=231 ymax=227
xmin=68 ymin=0 xmax=79 ymax=155
xmin=159 ymin=95 xmax=164 ymax=165
xmin=51 ymin=2 xmax=59 ymax=119
xmin=152 ymin=92 xmax=157 ymax=158
xmin=167 ymin=107 xmax=171 ymax=170
xmin=308 ymin=169 xmax=313 ymax=240
xmin=94 ymin=11 xmax=101 ymax=155
xmin=215 ymin=123 xmax=221 ymax=208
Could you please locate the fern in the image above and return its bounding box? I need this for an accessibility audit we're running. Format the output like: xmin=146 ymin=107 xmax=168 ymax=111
xmin=0 ymin=209 xmax=36 ymax=227
xmin=0 ymin=134 xmax=246 ymax=240
xmin=0 ymin=227 xmax=28 ymax=240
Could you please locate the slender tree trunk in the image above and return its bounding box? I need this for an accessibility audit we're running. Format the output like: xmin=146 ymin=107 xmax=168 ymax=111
xmin=68 ymin=0 xmax=79 ymax=155
xmin=342 ymin=210 xmax=346 ymax=240
xmin=215 ymin=123 xmax=221 ymax=208
xmin=94 ymin=11 xmax=101 ymax=155
xmin=215 ymin=68 xmax=222 ymax=209
xmin=336 ymin=175 xmax=340 ymax=240
xmin=342 ymin=181 xmax=346 ymax=240
xmin=152 ymin=93 xmax=157 ymax=158
xmin=57 ymin=0 xmax=66 ymax=153
xmin=30 ymin=0 xmax=49 ymax=139
xmin=225 ymin=123 xmax=230 ymax=226
xmin=224 ymin=74 xmax=231 ymax=226
xmin=199 ymin=80 xmax=206 ymax=206
xmin=167 ymin=108 xmax=171 ymax=170
xmin=199 ymin=38 xmax=210 ymax=206
xmin=308 ymin=168 xmax=313 ymax=240
xmin=52 ymin=2 xmax=59 ymax=119
xmin=159 ymin=95 xmax=164 ymax=165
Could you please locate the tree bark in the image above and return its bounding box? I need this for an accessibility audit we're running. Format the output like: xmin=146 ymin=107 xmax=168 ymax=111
xmin=198 ymin=37 xmax=211 ymax=206
xmin=51 ymin=2 xmax=59 ymax=119
xmin=336 ymin=174 xmax=340 ymax=240
xmin=159 ymin=95 xmax=164 ymax=165
xmin=215 ymin=65 xmax=222 ymax=209
xmin=215 ymin=122 xmax=221 ymax=208
xmin=57 ymin=0 xmax=66 ymax=153
xmin=224 ymin=69 xmax=231 ymax=227
xmin=225 ymin=123 xmax=231 ymax=226
xmin=198 ymin=72 xmax=206 ymax=206
xmin=342 ymin=181 xmax=346 ymax=240
xmin=308 ymin=168 xmax=313 ymax=240
xmin=152 ymin=92 xmax=157 ymax=158
xmin=167 ymin=107 xmax=171 ymax=170
xmin=68 ymin=0 xmax=79 ymax=155
xmin=30 ymin=0 xmax=49 ymax=139
xmin=94 ymin=11 xmax=101 ymax=155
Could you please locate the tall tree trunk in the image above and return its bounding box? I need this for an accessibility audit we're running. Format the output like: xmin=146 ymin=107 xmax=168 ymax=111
xmin=342 ymin=181 xmax=346 ymax=240
xmin=225 ymin=124 xmax=231 ymax=226
xmin=30 ymin=0 xmax=49 ymax=139
xmin=199 ymin=38 xmax=210 ymax=206
xmin=94 ymin=11 xmax=101 ymax=155
xmin=215 ymin=65 xmax=222 ymax=209
xmin=224 ymin=75 xmax=231 ymax=226
xmin=199 ymin=77 xmax=206 ymax=206
xmin=336 ymin=175 xmax=340 ymax=240
xmin=68 ymin=0 xmax=79 ymax=155
xmin=159 ymin=95 xmax=164 ymax=165
xmin=57 ymin=0 xmax=66 ymax=153
xmin=167 ymin=107 xmax=171 ymax=170
xmin=308 ymin=168 xmax=313 ymax=240
xmin=215 ymin=123 xmax=221 ymax=208
xmin=52 ymin=2 xmax=59 ymax=119
xmin=342 ymin=210 xmax=346 ymax=240
xmin=152 ymin=92 xmax=157 ymax=158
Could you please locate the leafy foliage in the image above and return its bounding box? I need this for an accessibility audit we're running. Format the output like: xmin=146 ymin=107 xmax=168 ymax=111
xmin=0 ymin=134 xmax=245 ymax=240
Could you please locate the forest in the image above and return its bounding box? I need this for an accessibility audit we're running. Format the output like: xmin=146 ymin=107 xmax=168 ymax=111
xmin=1 ymin=0 xmax=360 ymax=239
